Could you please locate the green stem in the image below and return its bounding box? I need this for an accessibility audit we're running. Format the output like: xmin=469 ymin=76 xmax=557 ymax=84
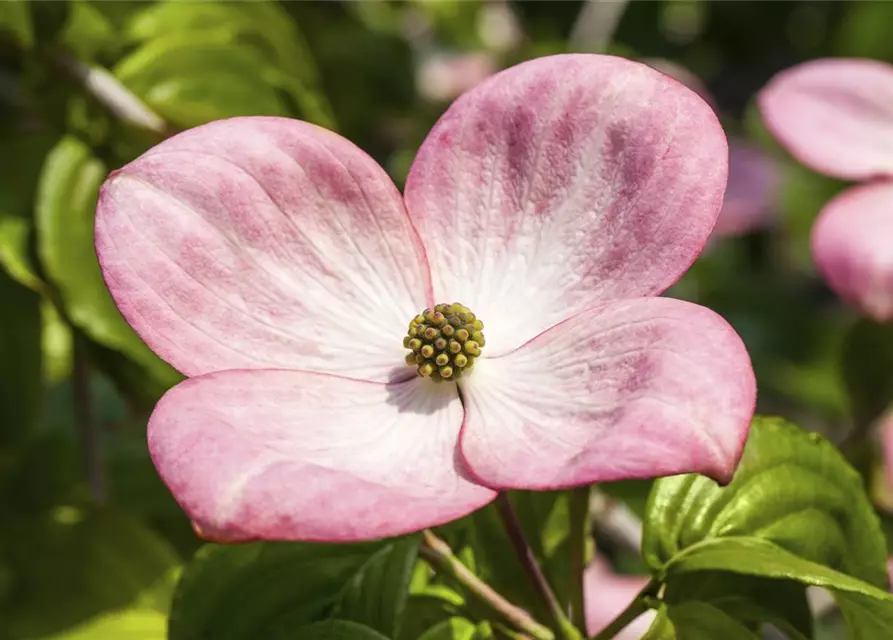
xmin=569 ymin=486 xmax=591 ymax=628
xmin=420 ymin=530 xmax=555 ymax=640
xmin=590 ymin=579 xmax=660 ymax=640
xmin=494 ymin=494 xmax=580 ymax=639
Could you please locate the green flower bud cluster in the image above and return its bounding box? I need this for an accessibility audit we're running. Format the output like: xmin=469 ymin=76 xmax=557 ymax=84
xmin=403 ymin=303 xmax=485 ymax=382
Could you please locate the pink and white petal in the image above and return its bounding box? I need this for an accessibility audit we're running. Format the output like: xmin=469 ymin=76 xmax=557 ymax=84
xmin=96 ymin=116 xmax=431 ymax=381
xmin=811 ymin=181 xmax=893 ymax=322
xmin=458 ymin=297 xmax=755 ymax=489
xmin=713 ymin=140 xmax=780 ymax=238
xmin=148 ymin=369 xmax=495 ymax=542
xmin=405 ymin=54 xmax=727 ymax=355
xmin=758 ymin=58 xmax=893 ymax=180
xmin=584 ymin=557 xmax=655 ymax=639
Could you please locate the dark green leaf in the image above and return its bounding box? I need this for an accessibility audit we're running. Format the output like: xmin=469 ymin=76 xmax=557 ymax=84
xmin=0 ymin=270 xmax=42 ymax=447
xmin=841 ymin=318 xmax=893 ymax=429
xmin=279 ymin=620 xmax=390 ymax=640
xmin=35 ymin=136 xmax=180 ymax=391
xmin=338 ymin=536 xmax=420 ymax=637
xmin=664 ymin=537 xmax=893 ymax=640
xmin=29 ymin=1 xmax=70 ymax=44
xmin=647 ymin=601 xmax=760 ymax=640
xmin=662 ymin=571 xmax=811 ymax=640
xmin=169 ymin=539 xmax=412 ymax=640
xmin=643 ymin=416 xmax=888 ymax=588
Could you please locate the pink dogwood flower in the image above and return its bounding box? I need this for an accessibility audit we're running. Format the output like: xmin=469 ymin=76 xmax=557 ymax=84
xmin=759 ymin=58 xmax=893 ymax=321
xmin=95 ymin=54 xmax=755 ymax=543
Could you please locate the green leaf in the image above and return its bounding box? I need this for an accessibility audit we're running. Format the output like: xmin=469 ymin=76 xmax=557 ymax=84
xmin=841 ymin=318 xmax=893 ymax=429
xmin=643 ymin=416 xmax=888 ymax=588
xmin=662 ymin=571 xmax=811 ymax=640
xmin=338 ymin=536 xmax=420 ymax=637
xmin=40 ymin=608 xmax=166 ymax=640
xmin=417 ymin=617 xmax=478 ymax=640
xmin=281 ymin=620 xmax=390 ymax=640
xmin=114 ymin=33 xmax=288 ymax=128
xmin=0 ymin=0 xmax=34 ymax=48
xmin=664 ymin=537 xmax=893 ymax=639
xmin=646 ymin=601 xmax=760 ymax=639
xmin=2 ymin=507 xmax=180 ymax=637
xmin=0 ymin=130 xmax=59 ymax=290
xmin=0 ymin=270 xmax=42 ymax=447
xmin=169 ymin=538 xmax=417 ymax=640
xmin=125 ymin=0 xmax=335 ymax=127
xmin=35 ymin=136 xmax=180 ymax=392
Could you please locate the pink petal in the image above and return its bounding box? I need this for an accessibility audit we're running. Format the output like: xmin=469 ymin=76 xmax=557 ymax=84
xmin=95 ymin=116 xmax=431 ymax=381
xmin=458 ymin=297 xmax=755 ymax=489
xmin=404 ymin=54 xmax=728 ymax=356
xmin=811 ymin=181 xmax=893 ymax=321
xmin=584 ymin=557 xmax=654 ymax=639
xmin=148 ymin=369 xmax=495 ymax=542
xmin=884 ymin=414 xmax=893 ymax=491
xmin=713 ymin=140 xmax=780 ymax=238
xmin=758 ymin=58 xmax=893 ymax=180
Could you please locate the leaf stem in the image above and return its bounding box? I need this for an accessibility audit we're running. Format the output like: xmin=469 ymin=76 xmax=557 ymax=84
xmin=568 ymin=0 xmax=631 ymax=53
xmin=569 ymin=486 xmax=591 ymax=628
xmin=494 ymin=493 xmax=580 ymax=639
xmin=419 ymin=529 xmax=555 ymax=640
xmin=590 ymin=579 xmax=659 ymax=640
xmin=73 ymin=335 xmax=106 ymax=503
xmin=591 ymin=579 xmax=660 ymax=640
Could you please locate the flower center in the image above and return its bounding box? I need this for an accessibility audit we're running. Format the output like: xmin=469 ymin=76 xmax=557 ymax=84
xmin=403 ymin=303 xmax=485 ymax=381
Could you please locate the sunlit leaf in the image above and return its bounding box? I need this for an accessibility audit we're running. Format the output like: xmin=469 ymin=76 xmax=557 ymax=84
xmin=35 ymin=136 xmax=180 ymax=392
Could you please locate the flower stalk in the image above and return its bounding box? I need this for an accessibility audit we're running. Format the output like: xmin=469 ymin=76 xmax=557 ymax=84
xmin=494 ymin=494 xmax=581 ymax=640
xmin=419 ymin=529 xmax=555 ymax=640
xmin=569 ymin=485 xmax=591 ymax=629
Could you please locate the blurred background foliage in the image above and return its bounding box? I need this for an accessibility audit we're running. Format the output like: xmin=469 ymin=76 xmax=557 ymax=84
xmin=1 ymin=1 xmax=893 ymax=638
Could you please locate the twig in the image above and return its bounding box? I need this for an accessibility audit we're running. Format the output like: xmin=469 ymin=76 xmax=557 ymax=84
xmin=73 ymin=335 xmax=106 ymax=503
xmin=569 ymin=486 xmax=591 ymax=628
xmin=495 ymin=494 xmax=578 ymax=639
xmin=55 ymin=52 xmax=168 ymax=136
xmin=419 ymin=529 xmax=554 ymax=640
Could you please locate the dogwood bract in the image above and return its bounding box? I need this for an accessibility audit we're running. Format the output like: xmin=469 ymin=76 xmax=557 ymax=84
xmin=759 ymin=58 xmax=893 ymax=321
xmin=95 ymin=54 xmax=755 ymax=542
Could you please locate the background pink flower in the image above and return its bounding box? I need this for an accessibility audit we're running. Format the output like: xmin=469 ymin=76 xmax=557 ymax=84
xmin=759 ymin=58 xmax=893 ymax=321
xmin=95 ymin=55 xmax=755 ymax=543
xmin=584 ymin=557 xmax=655 ymax=639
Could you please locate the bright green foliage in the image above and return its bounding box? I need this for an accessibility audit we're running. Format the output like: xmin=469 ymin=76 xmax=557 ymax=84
xmin=115 ymin=0 xmax=334 ymax=128
xmin=1 ymin=507 xmax=179 ymax=638
xmin=642 ymin=417 xmax=893 ymax=638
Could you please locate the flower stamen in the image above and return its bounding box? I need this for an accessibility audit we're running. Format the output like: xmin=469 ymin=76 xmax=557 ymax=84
xmin=403 ymin=303 xmax=485 ymax=381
